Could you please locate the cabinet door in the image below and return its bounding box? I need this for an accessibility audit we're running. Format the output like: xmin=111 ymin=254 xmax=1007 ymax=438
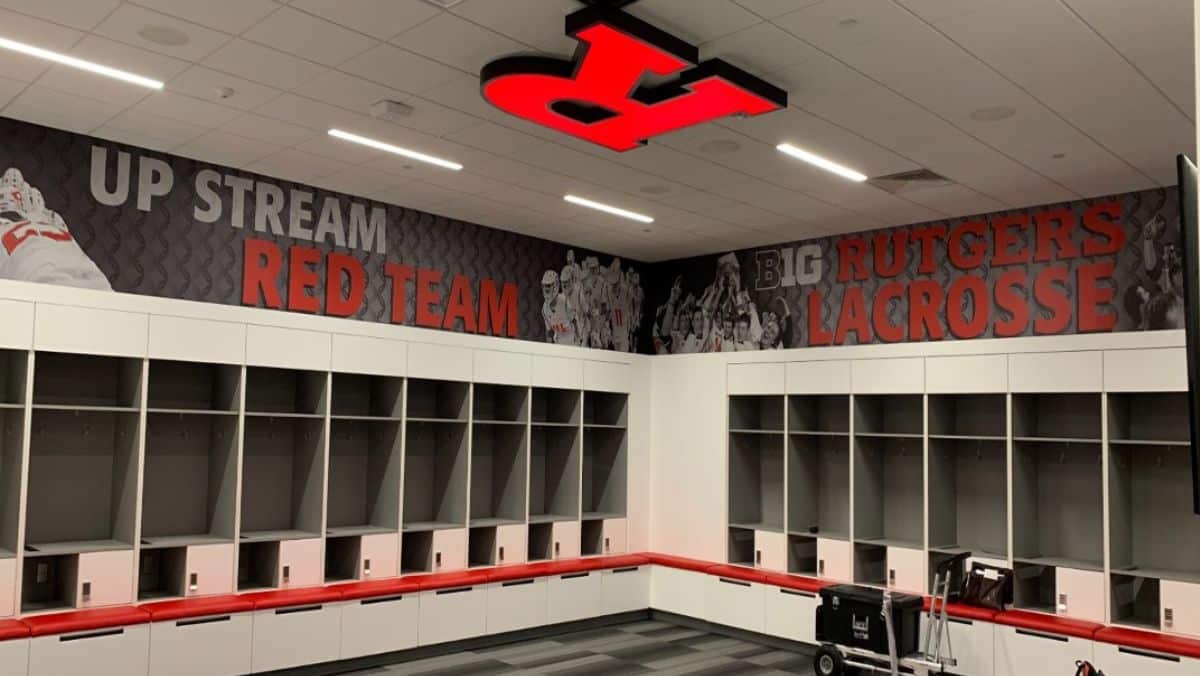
xmin=250 ymin=605 xmax=341 ymax=673
xmin=278 ymin=538 xmax=322 ymax=588
xmin=602 ymin=519 xmax=627 ymax=555
xmin=486 ymin=578 xmax=548 ymax=634
xmin=887 ymin=546 xmax=926 ymax=595
xmin=149 ymin=613 xmax=252 ymax=676
xmin=548 ymin=571 xmax=603 ymax=623
xmin=817 ymin=538 xmax=851 ymax=581
xmin=29 ymin=624 xmax=149 ymax=676
xmin=601 ymin=566 xmax=649 ymax=614
xmin=418 ymin=587 xmax=487 ymax=646
xmin=650 ymin=566 xmax=706 ymax=619
xmin=705 ymin=577 xmax=765 ymax=633
xmin=431 ymin=529 xmax=467 ymax=572
xmin=994 ymin=626 xmax=1093 ymax=676
xmin=1162 ymin=580 xmax=1200 ymax=637
xmin=1056 ymin=567 xmax=1105 ymax=623
xmin=77 ymin=550 xmax=134 ymax=608
xmin=755 ymin=531 xmax=786 ymax=571
xmin=763 ymin=586 xmax=818 ymax=645
xmin=1092 ymin=641 xmax=1194 ymax=676
xmin=495 ymin=524 xmax=525 ymax=566
xmin=0 ymin=638 xmax=27 ymax=676
xmin=359 ymin=533 xmax=399 ymax=579
xmin=552 ymin=521 xmax=581 ymax=560
xmin=0 ymin=558 xmax=14 ymax=616
xmin=340 ymin=595 xmax=418 ymax=660
xmin=921 ymin=615 xmax=993 ymax=676
xmin=186 ymin=543 xmax=234 ymax=596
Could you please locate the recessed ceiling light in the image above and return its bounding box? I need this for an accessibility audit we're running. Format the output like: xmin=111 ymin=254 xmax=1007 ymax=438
xmin=969 ymin=105 xmax=1016 ymax=122
xmin=776 ymin=143 xmax=868 ymax=182
xmin=640 ymin=185 xmax=671 ymax=195
xmin=137 ymin=25 xmax=189 ymax=46
xmin=0 ymin=36 xmax=163 ymax=89
xmin=564 ymin=195 xmax=654 ymax=224
xmin=327 ymin=129 xmax=462 ymax=171
xmin=699 ymin=139 xmax=741 ymax=155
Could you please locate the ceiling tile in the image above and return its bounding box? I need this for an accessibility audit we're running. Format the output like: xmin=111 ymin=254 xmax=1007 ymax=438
xmin=341 ymin=43 xmax=465 ymax=95
xmin=0 ymin=8 xmax=84 ymax=82
xmin=733 ymin=0 xmax=821 ymax=19
xmin=202 ymin=38 xmax=330 ymax=91
xmin=93 ymin=4 xmax=231 ymax=61
xmin=130 ymin=0 xmax=279 ymax=34
xmin=294 ymin=133 xmax=388 ymax=165
xmin=773 ymin=0 xmax=921 ymax=52
xmin=897 ymin=184 xmax=1007 ymax=217
xmin=445 ymin=121 xmax=542 ymax=156
xmin=244 ymin=147 xmax=352 ymax=184
xmin=626 ymin=0 xmax=762 ymax=44
xmin=222 ymin=111 xmax=318 ymax=146
xmin=37 ymin=35 xmax=189 ymax=107
xmin=98 ymin=107 xmax=206 ymax=151
xmin=244 ymin=6 xmax=377 ymax=67
xmin=894 ymin=0 xmax=979 ymax=25
xmin=0 ymin=0 xmax=120 ymax=31
xmin=450 ymin=0 xmax=578 ymax=53
xmin=699 ymin=21 xmax=819 ymax=75
xmin=289 ymin=0 xmax=442 ymax=41
xmin=392 ymin=12 xmax=523 ymax=73
xmin=130 ymin=91 xmax=240 ymax=129
xmin=0 ymin=76 xmax=26 ymax=109
xmin=167 ymin=66 xmax=282 ymax=111
xmin=174 ymin=130 xmax=284 ymax=168
xmin=291 ymin=71 xmax=477 ymax=136
xmin=306 ymin=167 xmax=396 ymax=198
xmin=3 ymin=84 xmax=124 ymax=135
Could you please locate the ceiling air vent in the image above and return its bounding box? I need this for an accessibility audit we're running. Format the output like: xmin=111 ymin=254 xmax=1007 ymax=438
xmin=867 ymin=168 xmax=953 ymax=195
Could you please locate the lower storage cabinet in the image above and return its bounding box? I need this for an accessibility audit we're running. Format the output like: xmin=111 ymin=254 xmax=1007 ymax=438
xmin=250 ymin=603 xmax=342 ymax=672
xmin=704 ymin=576 xmax=765 ymax=634
xmin=601 ymin=565 xmax=649 ymax=614
xmin=486 ymin=578 xmax=549 ymax=634
xmin=650 ymin=566 xmax=707 ymax=619
xmin=148 ymin=613 xmax=251 ymax=676
xmin=920 ymin=614 xmax=994 ymax=676
xmin=29 ymin=623 xmax=149 ymax=676
xmin=339 ymin=595 xmax=418 ymax=660
xmin=418 ymin=585 xmax=487 ymax=645
xmin=994 ymin=624 xmax=1093 ymax=676
xmin=1093 ymin=641 xmax=1200 ymax=675
xmin=548 ymin=571 xmax=602 ymax=623
xmin=0 ymin=638 xmax=27 ymax=675
xmin=763 ymin=586 xmax=818 ymax=645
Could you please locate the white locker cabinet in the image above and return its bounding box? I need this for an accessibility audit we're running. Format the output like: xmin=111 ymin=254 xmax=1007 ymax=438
xmin=486 ymin=578 xmax=549 ymax=634
xmin=359 ymin=533 xmax=399 ymax=580
xmin=650 ymin=566 xmax=707 ymax=619
xmin=584 ymin=361 xmax=631 ymax=393
xmin=34 ymin=304 xmax=148 ymax=357
xmin=851 ymin=357 xmax=924 ymax=394
xmin=920 ymin=615 xmax=994 ymax=676
xmin=1009 ymin=351 xmax=1102 ymax=392
xmin=0 ymin=558 xmax=14 ymax=616
xmin=0 ymin=299 xmax=33 ymax=348
xmin=245 ymin=325 xmax=330 ymax=371
xmin=552 ymin=521 xmax=580 ymax=560
xmin=148 ymin=316 xmax=245 ymax=365
xmin=786 ymin=360 xmax=851 ymax=395
xmin=548 ymin=571 xmax=603 ymax=623
xmin=250 ymin=604 xmax=342 ymax=673
xmin=77 ymin=550 xmax=134 ymax=608
xmin=148 ymin=613 xmax=253 ymax=676
xmin=1104 ymin=348 xmax=1187 ymax=392
xmin=339 ymin=595 xmax=419 ymax=659
xmin=1057 ymin=567 xmax=1105 ymax=623
xmin=755 ymin=530 xmax=786 ymax=571
xmin=704 ymin=575 xmax=766 ymax=633
xmin=278 ymin=538 xmax=323 ymax=588
xmin=495 ymin=524 xmax=526 ymax=566
xmin=763 ymin=586 xmax=819 ymax=645
xmin=994 ymin=625 xmax=1094 ymax=676
xmin=30 ymin=625 xmax=149 ymax=676
xmin=331 ymin=334 xmax=406 ymax=377
xmin=407 ymin=343 xmax=471 ymax=382
xmin=601 ymin=565 xmax=650 ymax=614
xmin=185 ymin=544 xmax=234 ymax=597
xmin=1093 ymin=641 xmax=1197 ymax=676
xmin=602 ymin=519 xmax=627 ymax=555
xmin=926 ymin=354 xmax=1007 ymax=393
xmin=1162 ymin=580 xmax=1200 ymax=636
xmin=0 ymin=638 xmax=27 ymax=676
xmin=887 ymin=546 xmax=926 ymax=594
xmin=532 ymin=356 xmax=582 ymax=390
xmin=418 ymin=586 xmax=488 ymax=646
xmin=728 ymin=363 xmax=785 ymax=395
xmin=474 ymin=350 xmax=531 ymax=386
xmin=432 ymin=528 xmax=467 ymax=571
xmin=817 ymin=538 xmax=851 ymax=581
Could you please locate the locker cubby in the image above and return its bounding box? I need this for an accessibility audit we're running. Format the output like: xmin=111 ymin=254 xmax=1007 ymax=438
xmin=0 ymin=349 xmax=28 ymax=406
xmin=1013 ymin=441 xmax=1104 ymax=570
xmin=1108 ymin=392 xmax=1189 ymax=445
xmin=401 ymin=531 xmax=433 ymax=573
xmin=531 ymin=387 xmax=580 ymax=425
xmin=141 ymin=412 xmax=238 ymax=547
xmin=406 ymin=378 xmax=469 ymax=421
xmin=728 ymin=527 xmax=755 ymax=567
xmin=470 ymin=424 xmax=527 ymax=525
xmin=528 ymin=523 xmax=553 ymax=562
xmin=729 ymin=395 xmax=784 ymax=432
xmin=468 ymin=526 xmax=497 ymax=568
xmin=331 ymin=373 xmax=403 ymax=419
xmin=244 ymin=366 xmax=326 ymax=416
xmin=137 ymin=547 xmax=186 ymax=601
xmin=237 ymin=541 xmax=280 ymax=591
xmin=787 ymin=434 xmax=849 ymax=540
xmin=928 ymin=394 xmax=1006 ymax=438
xmin=584 ymin=391 xmax=627 ymax=427
xmin=239 ymin=417 xmax=326 ymax=541
xmin=854 ymin=542 xmax=887 ymax=586
xmin=928 ymin=438 xmax=1008 ymax=558
xmin=728 ymin=431 xmax=784 ymax=532
xmin=324 ymin=535 xmax=361 ymax=582
xmin=1012 ymin=562 xmax=1057 ymax=613
xmin=1109 ymin=442 xmax=1200 ymax=581
xmin=25 ymin=408 xmax=140 ymax=553
xmin=1111 ymin=574 xmax=1160 ymax=629
xmin=788 ymin=535 xmax=818 ymax=575
xmin=583 ymin=427 xmax=627 ymax=518
xmin=1012 ymin=393 xmax=1101 ymax=441
xmin=581 ymin=519 xmax=603 ymax=556
xmin=33 ymin=352 xmax=141 ymax=409
xmin=529 ymin=426 xmax=580 ymax=521
xmin=852 ymin=436 xmax=923 ymax=549
xmin=0 ymin=407 xmax=24 ymax=557
xmin=402 ymin=421 xmax=468 ymax=531
xmin=327 ymin=419 xmax=402 ymax=536
xmin=147 ymin=360 xmax=240 ymax=413
xmin=21 ymin=554 xmax=77 ymax=612
xmin=473 ymin=384 xmax=528 ymax=423
xmin=788 ymin=395 xmax=849 ymax=434
xmin=854 ymin=394 xmax=923 ymax=437
xmin=927 ymin=551 xmax=968 ymax=594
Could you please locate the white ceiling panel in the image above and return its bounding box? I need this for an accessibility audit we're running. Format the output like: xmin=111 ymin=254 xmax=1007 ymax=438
xmin=897 ymin=184 xmax=1007 ymax=217
xmin=243 ymin=6 xmax=377 ymax=67
xmin=167 ymin=66 xmax=282 ymax=111
xmin=37 ymin=35 xmax=188 ymax=108
xmin=392 ymin=12 xmax=523 ymax=74
xmin=0 ymin=76 xmax=27 ymax=110
xmin=445 ymin=121 xmax=543 ymax=157
xmin=450 ymin=0 xmax=578 ymax=54
xmin=244 ymin=147 xmax=352 ymax=184
xmin=3 ymin=84 xmax=125 ymax=135
xmin=341 ymin=43 xmax=466 ymax=95
xmin=289 ymin=0 xmax=442 ymax=42
xmin=291 ymin=71 xmax=476 ymax=136
xmin=98 ymin=106 xmax=205 ymax=151
xmin=128 ymin=91 xmax=239 ymax=130
xmin=222 ymin=112 xmax=316 ymax=147
xmin=173 ymin=129 xmax=284 ymax=168
xmin=131 ymin=0 xmax=279 ymax=34
xmin=307 ymin=167 xmax=396 ymax=199
xmin=0 ymin=8 xmax=85 ymax=82
xmin=94 ymin=4 xmax=230 ymax=61
xmin=627 ymin=0 xmax=762 ymax=44
xmin=733 ymin=0 xmax=822 ymax=20
xmin=0 ymin=0 xmax=121 ymax=31
xmin=203 ymin=39 xmax=329 ymax=91
xmin=698 ymin=21 xmax=820 ymax=75
xmin=894 ymin=0 xmax=979 ymax=25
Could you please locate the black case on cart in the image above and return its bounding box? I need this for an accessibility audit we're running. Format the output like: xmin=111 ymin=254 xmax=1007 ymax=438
xmin=815 ymin=584 xmax=923 ymax=655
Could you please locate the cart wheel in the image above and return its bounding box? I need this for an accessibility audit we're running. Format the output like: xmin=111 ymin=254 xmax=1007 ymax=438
xmin=814 ymin=646 xmax=846 ymax=676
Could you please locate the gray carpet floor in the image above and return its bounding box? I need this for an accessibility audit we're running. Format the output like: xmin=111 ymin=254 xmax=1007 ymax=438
xmin=347 ymin=620 xmax=816 ymax=675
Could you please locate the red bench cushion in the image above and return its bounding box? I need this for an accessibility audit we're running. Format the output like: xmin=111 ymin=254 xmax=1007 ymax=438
xmin=707 ymin=564 xmax=767 ymax=583
xmin=488 ymin=562 xmax=569 ymax=584
xmin=586 ymin=554 xmax=650 ymax=570
xmin=413 ymin=569 xmax=492 ymax=591
xmin=241 ymin=587 xmax=343 ymax=611
xmin=0 ymin=620 xmax=28 ymax=641
xmin=336 ymin=578 xmax=422 ymax=602
xmin=645 ymin=553 xmax=714 ymax=573
xmin=23 ymin=607 xmax=150 ymax=637
xmin=763 ymin=572 xmax=827 ymax=594
xmin=922 ymin=598 xmax=1000 ymax=622
xmin=995 ymin=609 xmax=1102 ymax=640
xmin=1096 ymin=626 xmax=1200 ymax=660
xmin=141 ymin=595 xmax=254 ymax=622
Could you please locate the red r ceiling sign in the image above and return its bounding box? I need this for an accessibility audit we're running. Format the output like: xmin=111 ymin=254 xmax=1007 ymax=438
xmin=480 ymin=4 xmax=788 ymax=152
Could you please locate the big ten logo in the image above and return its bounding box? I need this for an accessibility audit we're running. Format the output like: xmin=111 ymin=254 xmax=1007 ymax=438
xmin=754 ymin=244 xmax=823 ymax=291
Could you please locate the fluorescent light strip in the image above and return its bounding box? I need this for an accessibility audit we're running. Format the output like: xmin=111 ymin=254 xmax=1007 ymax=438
xmin=776 ymin=143 xmax=868 ymax=182
xmin=328 ymin=129 xmax=462 ymax=171
xmin=564 ymin=195 xmax=654 ymax=223
xmin=0 ymin=36 xmax=163 ymax=89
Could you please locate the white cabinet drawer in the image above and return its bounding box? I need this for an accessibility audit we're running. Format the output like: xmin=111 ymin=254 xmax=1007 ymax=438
xmin=601 ymin=565 xmax=649 ymax=614
xmin=921 ymin=615 xmax=993 ymax=676
xmin=584 ymin=361 xmax=630 ymax=393
xmin=29 ymin=624 xmax=149 ymax=676
xmin=1162 ymin=580 xmax=1200 ymax=636
xmin=487 ymin=578 xmax=548 ymax=634
xmin=552 ymin=521 xmax=580 ymax=560
xmin=755 ymin=530 xmax=786 ymax=571
xmin=786 ymin=360 xmax=850 ymax=394
xmin=185 ymin=544 xmax=234 ymax=597
xmin=1057 ymin=567 xmax=1105 ymax=623
xmin=852 ymin=358 xmax=924 ymax=393
xmin=705 ymin=577 xmax=765 ymax=633
xmin=36 ymin=305 xmax=147 ymax=357
xmin=994 ymin=625 xmax=1093 ymax=676
xmin=1009 ymin=351 xmax=1102 ymax=392
xmin=432 ymin=529 xmax=467 ymax=572
xmin=533 ymin=356 xmax=582 ymax=389
xmin=650 ymin=566 xmax=706 ymax=619
xmin=148 ymin=613 xmax=252 ymax=676
xmin=148 ymin=316 xmax=244 ymax=365
xmin=245 ymin=325 xmax=329 ymax=371
xmin=331 ymin=334 xmax=405 ymax=377
xmin=0 ymin=638 xmax=27 ymax=676
xmin=418 ymin=586 xmax=487 ymax=646
xmin=77 ymin=550 xmax=134 ymax=608
xmin=926 ymin=355 xmax=1007 ymax=393
xmin=602 ymin=519 xmax=627 ymax=556
xmin=408 ymin=343 xmax=471 ymax=382
xmin=250 ymin=604 xmax=341 ymax=672
xmin=1093 ymin=641 xmax=1196 ymax=676
xmin=763 ymin=586 xmax=819 ymax=645
xmin=340 ymin=595 xmax=418 ymax=659
xmin=728 ymin=363 xmax=784 ymax=395
xmin=474 ymin=350 xmax=530 ymax=386
xmin=548 ymin=570 xmax=603 ymax=623
xmin=817 ymin=538 xmax=851 ymax=582
xmin=888 ymin=546 xmax=926 ymax=595
xmin=359 ymin=533 xmax=399 ymax=580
